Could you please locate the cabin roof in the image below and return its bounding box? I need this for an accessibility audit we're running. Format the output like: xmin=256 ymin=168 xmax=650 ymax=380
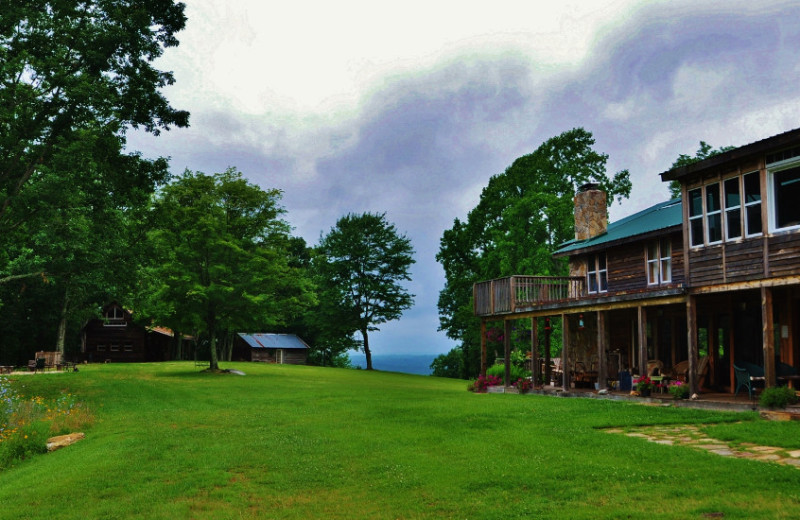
xmin=660 ymin=127 xmax=800 ymax=182
xmin=237 ymin=333 xmax=309 ymax=350
xmin=555 ymin=198 xmax=682 ymax=256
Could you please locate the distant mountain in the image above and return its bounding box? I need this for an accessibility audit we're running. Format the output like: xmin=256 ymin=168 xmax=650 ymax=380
xmin=348 ymin=354 xmax=436 ymax=376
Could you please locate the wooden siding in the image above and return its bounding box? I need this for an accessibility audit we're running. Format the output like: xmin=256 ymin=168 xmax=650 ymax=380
xmin=725 ymin=240 xmax=765 ymax=283
xmin=688 ymin=246 xmax=725 ymax=286
xmin=769 ymin=232 xmax=800 ymax=277
xmin=605 ymin=232 xmax=684 ymax=293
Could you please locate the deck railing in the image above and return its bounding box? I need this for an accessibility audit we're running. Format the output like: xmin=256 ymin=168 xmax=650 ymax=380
xmin=473 ymin=275 xmax=585 ymax=316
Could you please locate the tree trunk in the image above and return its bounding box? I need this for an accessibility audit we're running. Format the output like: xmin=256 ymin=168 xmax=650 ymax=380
xmin=362 ymin=329 xmax=373 ymax=370
xmin=55 ymin=287 xmax=71 ymax=355
xmin=208 ymin=321 xmax=219 ymax=371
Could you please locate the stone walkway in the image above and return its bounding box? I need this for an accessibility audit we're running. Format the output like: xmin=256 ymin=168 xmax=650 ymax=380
xmin=605 ymin=424 xmax=800 ymax=468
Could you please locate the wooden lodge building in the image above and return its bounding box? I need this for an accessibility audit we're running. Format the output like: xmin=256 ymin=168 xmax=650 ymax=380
xmin=474 ymin=128 xmax=800 ymax=395
xmin=81 ymin=303 xmax=176 ymax=363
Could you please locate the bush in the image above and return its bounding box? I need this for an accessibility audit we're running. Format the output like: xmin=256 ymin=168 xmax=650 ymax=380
xmin=668 ymin=380 xmax=690 ymax=399
xmin=486 ymin=363 xmax=530 ymax=381
xmin=470 ymin=375 xmax=503 ymax=393
xmin=759 ymin=386 xmax=799 ymax=409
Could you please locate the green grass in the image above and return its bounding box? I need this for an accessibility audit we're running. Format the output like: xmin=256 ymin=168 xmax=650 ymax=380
xmin=2 ymin=362 xmax=800 ymax=519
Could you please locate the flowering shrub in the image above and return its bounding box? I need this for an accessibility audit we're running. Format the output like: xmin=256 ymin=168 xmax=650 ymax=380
xmin=470 ymin=375 xmax=503 ymax=393
xmin=514 ymin=378 xmax=533 ymax=393
xmin=668 ymin=380 xmax=690 ymax=399
xmin=633 ymin=375 xmax=654 ymax=393
xmin=0 ymin=376 xmax=91 ymax=469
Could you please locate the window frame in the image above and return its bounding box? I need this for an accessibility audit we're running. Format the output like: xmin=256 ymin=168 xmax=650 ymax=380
xmin=743 ymin=171 xmax=762 ymax=237
xmin=646 ymin=238 xmax=672 ymax=285
xmin=768 ymin=158 xmax=800 ymax=233
xmin=587 ymin=253 xmax=608 ymax=294
xmin=687 ymin=172 xmax=764 ymax=247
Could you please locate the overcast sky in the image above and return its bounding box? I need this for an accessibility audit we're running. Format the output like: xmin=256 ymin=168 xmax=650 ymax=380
xmin=127 ymin=0 xmax=800 ymax=358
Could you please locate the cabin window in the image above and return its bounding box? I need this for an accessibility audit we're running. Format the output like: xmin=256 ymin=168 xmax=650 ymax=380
xmin=96 ymin=344 xmax=106 ymax=352
xmin=769 ymin=162 xmax=800 ymax=231
xmin=123 ymin=344 xmax=133 ymax=352
xmin=110 ymin=344 xmax=120 ymax=352
xmin=104 ymin=306 xmax=126 ymax=327
xmin=705 ymin=183 xmax=722 ymax=244
xmin=646 ymin=238 xmax=672 ymax=285
xmin=688 ymin=188 xmax=704 ymax=247
xmin=724 ymin=177 xmax=742 ymax=240
xmin=743 ymin=171 xmax=762 ymax=236
xmin=587 ymin=253 xmax=607 ymax=294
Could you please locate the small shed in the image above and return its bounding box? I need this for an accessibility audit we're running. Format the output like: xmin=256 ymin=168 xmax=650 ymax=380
xmin=234 ymin=333 xmax=309 ymax=365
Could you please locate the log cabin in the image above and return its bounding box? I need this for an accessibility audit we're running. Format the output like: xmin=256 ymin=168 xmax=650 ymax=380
xmin=233 ymin=333 xmax=309 ymax=365
xmin=474 ymin=128 xmax=800 ymax=395
xmin=81 ymin=302 xmax=174 ymax=362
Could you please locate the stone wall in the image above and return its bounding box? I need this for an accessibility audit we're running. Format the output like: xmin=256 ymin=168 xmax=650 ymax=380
xmin=574 ymin=186 xmax=607 ymax=240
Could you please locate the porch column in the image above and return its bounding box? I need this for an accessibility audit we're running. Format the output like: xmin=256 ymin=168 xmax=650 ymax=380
xmin=762 ymin=287 xmax=776 ymax=388
xmin=687 ymin=295 xmax=698 ymax=395
xmin=544 ymin=318 xmax=552 ymax=384
xmin=531 ymin=317 xmax=539 ymax=386
xmin=638 ymin=306 xmax=647 ymax=377
xmin=504 ymin=319 xmax=512 ymax=388
xmin=480 ymin=319 xmax=487 ymax=377
xmin=597 ymin=310 xmax=607 ymax=390
xmin=561 ymin=313 xmax=569 ymax=390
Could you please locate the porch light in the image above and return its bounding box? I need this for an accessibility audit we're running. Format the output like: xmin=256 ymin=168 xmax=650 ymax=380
xmin=578 ymin=314 xmax=585 ymax=330
xmin=545 ymin=317 xmax=551 ymax=331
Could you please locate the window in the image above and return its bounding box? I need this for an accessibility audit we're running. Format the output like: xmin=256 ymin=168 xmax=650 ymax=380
xmin=96 ymin=344 xmax=106 ymax=352
xmin=104 ymin=306 xmax=126 ymax=327
xmin=646 ymin=238 xmax=672 ymax=285
xmin=110 ymin=344 xmax=120 ymax=352
xmin=688 ymin=188 xmax=704 ymax=247
xmin=724 ymin=177 xmax=742 ymax=240
xmin=587 ymin=254 xmax=608 ymax=294
xmin=743 ymin=171 xmax=762 ymax=236
xmin=705 ymin=183 xmax=722 ymax=244
xmin=770 ymin=164 xmax=800 ymax=230
xmin=123 ymin=344 xmax=133 ymax=352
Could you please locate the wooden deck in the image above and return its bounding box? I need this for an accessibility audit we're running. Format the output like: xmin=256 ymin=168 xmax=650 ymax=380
xmin=473 ymin=275 xmax=584 ymax=316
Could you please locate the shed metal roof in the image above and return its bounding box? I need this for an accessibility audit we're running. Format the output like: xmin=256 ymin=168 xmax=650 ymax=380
xmin=237 ymin=333 xmax=310 ymax=350
xmin=554 ymin=198 xmax=682 ymax=256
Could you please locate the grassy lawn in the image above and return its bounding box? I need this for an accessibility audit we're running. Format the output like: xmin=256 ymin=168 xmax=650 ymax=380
xmin=2 ymin=362 xmax=800 ymax=519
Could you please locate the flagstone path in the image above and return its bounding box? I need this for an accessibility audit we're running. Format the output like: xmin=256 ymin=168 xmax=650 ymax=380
xmin=605 ymin=424 xmax=800 ymax=468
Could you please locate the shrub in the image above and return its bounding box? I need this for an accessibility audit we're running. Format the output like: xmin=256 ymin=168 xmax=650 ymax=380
xmin=514 ymin=378 xmax=533 ymax=393
xmin=486 ymin=363 xmax=530 ymax=381
xmin=759 ymin=386 xmax=799 ymax=409
xmin=470 ymin=375 xmax=503 ymax=393
xmin=668 ymin=380 xmax=690 ymax=399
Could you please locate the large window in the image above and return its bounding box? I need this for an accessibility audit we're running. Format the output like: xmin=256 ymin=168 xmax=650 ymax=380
xmin=770 ymin=163 xmax=800 ymax=231
xmin=646 ymin=238 xmax=672 ymax=285
xmin=587 ymin=253 xmax=608 ymax=294
xmin=688 ymin=172 xmax=763 ymax=247
xmin=103 ymin=306 xmax=125 ymax=327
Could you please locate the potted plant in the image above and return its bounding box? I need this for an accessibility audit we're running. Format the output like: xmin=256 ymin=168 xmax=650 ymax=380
xmin=633 ymin=375 xmax=654 ymax=397
xmin=668 ymin=380 xmax=690 ymax=399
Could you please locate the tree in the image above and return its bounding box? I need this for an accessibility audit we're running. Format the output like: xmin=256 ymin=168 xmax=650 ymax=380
xmin=315 ymin=213 xmax=415 ymax=370
xmin=667 ymin=141 xmax=735 ymax=198
xmin=147 ymin=168 xmax=313 ymax=371
xmin=0 ymin=0 xmax=188 ymax=274
xmin=436 ymin=128 xmax=632 ymax=379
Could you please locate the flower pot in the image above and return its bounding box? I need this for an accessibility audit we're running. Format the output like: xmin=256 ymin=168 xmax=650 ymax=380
xmin=639 ymin=388 xmax=651 ymax=397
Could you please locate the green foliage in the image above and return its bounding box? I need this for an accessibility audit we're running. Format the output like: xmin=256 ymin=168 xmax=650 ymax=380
xmin=758 ymin=386 xmax=799 ymax=409
xmin=315 ymin=213 xmax=415 ymax=370
xmin=668 ymin=381 xmax=690 ymax=399
xmin=486 ymin=363 xmax=530 ymax=381
xmin=437 ymin=129 xmax=630 ymax=378
xmin=667 ymin=141 xmax=735 ymax=198
xmin=146 ymin=169 xmax=314 ymax=370
xmin=430 ymin=349 xmax=465 ymax=379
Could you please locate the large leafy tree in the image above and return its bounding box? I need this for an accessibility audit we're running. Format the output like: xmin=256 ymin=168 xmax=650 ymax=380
xmin=436 ymin=128 xmax=631 ymax=379
xmin=315 ymin=213 xmax=415 ymax=371
xmin=147 ymin=169 xmax=313 ymax=371
xmin=0 ymin=0 xmax=188 ymax=278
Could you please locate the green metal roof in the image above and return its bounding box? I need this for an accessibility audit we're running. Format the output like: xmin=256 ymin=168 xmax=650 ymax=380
xmin=555 ymin=198 xmax=682 ymax=256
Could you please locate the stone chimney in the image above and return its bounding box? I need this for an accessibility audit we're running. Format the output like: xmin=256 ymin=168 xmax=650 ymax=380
xmin=574 ymin=183 xmax=607 ymax=240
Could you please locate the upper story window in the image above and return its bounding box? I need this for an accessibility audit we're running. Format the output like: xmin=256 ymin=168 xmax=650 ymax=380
xmin=768 ymin=154 xmax=800 ymax=232
xmin=688 ymin=172 xmax=763 ymax=247
xmin=647 ymin=238 xmax=672 ymax=285
xmin=587 ymin=253 xmax=607 ymax=294
xmin=103 ymin=305 xmax=126 ymax=327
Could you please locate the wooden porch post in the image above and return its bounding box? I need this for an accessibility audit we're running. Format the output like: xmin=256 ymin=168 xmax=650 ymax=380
xmin=638 ymin=306 xmax=647 ymax=377
xmin=504 ymin=319 xmax=512 ymax=388
xmin=687 ymin=295 xmax=698 ymax=395
xmin=763 ymin=287 xmax=776 ymax=388
xmin=480 ymin=319 xmax=487 ymax=377
xmin=544 ymin=318 xmax=552 ymax=385
xmin=531 ymin=317 xmax=539 ymax=387
xmin=561 ymin=313 xmax=569 ymax=391
xmin=597 ymin=310 xmax=607 ymax=390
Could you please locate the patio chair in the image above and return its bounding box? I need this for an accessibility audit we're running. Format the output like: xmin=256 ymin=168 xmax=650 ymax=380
xmin=734 ymin=362 xmax=764 ymax=398
xmin=647 ymin=359 xmax=664 ymax=376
